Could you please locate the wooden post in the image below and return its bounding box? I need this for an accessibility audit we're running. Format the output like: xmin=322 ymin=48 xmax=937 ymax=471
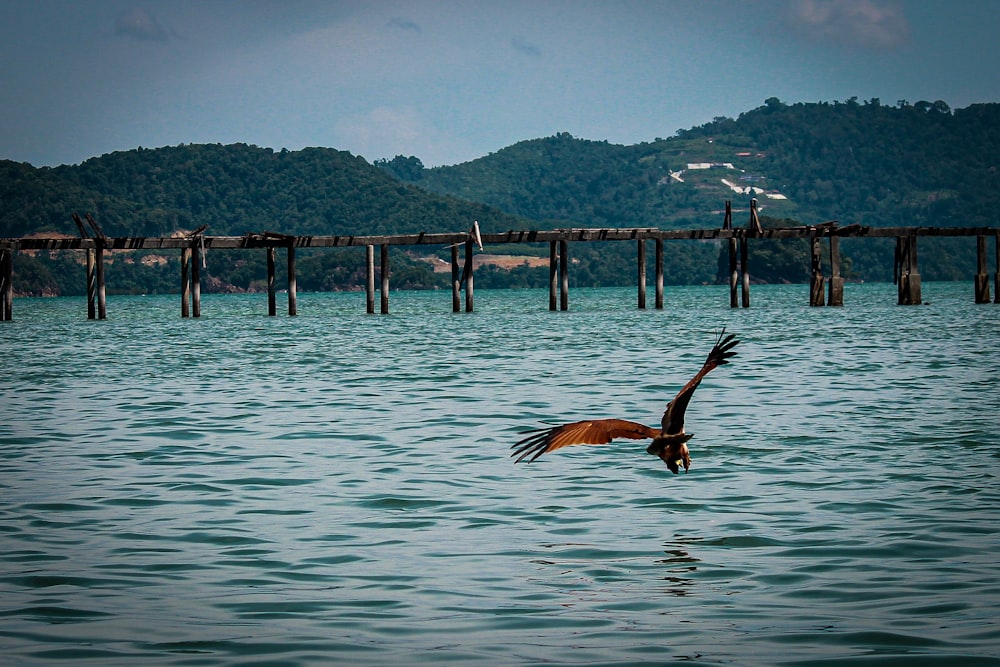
xmin=86 ymin=248 xmax=96 ymax=319
xmin=267 ymin=247 xmax=277 ymax=316
xmin=287 ymin=246 xmax=297 ymax=316
xmin=995 ymin=234 xmax=1000 ymax=305
xmin=740 ymin=236 xmax=750 ymax=308
xmin=828 ymin=235 xmax=844 ymax=306
xmin=380 ymin=243 xmax=390 ymax=314
xmin=559 ymin=239 xmax=569 ymax=311
xmin=974 ymin=235 xmax=990 ymax=304
xmin=451 ymin=245 xmax=461 ymax=312
xmin=464 ymin=238 xmax=475 ymax=313
xmin=181 ymin=247 xmax=191 ymax=318
xmin=366 ymin=245 xmax=375 ymax=314
xmin=191 ymin=245 xmax=202 ymax=318
xmin=0 ymin=248 xmax=12 ymax=321
xmin=96 ymin=244 xmax=106 ymax=320
xmin=897 ymin=235 xmax=922 ymax=305
xmin=637 ymin=238 xmax=647 ymax=309
xmin=655 ymin=238 xmax=664 ymax=309
xmin=728 ymin=237 xmax=738 ymax=308
xmin=809 ymin=235 xmax=825 ymax=306
xmin=548 ymin=241 xmax=558 ymax=311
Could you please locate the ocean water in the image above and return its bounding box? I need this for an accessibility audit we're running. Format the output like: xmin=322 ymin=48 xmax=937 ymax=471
xmin=1 ymin=282 xmax=998 ymax=666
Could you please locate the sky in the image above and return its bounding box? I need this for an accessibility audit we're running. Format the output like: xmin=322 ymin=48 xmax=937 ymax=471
xmin=2 ymin=0 xmax=998 ymax=168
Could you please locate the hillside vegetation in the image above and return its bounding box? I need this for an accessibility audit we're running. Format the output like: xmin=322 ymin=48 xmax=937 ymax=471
xmin=3 ymin=98 xmax=998 ymax=296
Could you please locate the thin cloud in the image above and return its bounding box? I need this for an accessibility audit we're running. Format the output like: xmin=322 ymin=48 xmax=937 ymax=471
xmin=386 ymin=17 xmax=421 ymax=33
xmin=115 ymin=8 xmax=173 ymax=42
xmin=789 ymin=0 xmax=910 ymax=50
xmin=511 ymin=35 xmax=541 ymax=57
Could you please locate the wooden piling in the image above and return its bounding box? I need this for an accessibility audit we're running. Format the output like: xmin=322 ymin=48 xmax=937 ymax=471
xmin=287 ymin=246 xmax=297 ymax=316
xmin=637 ymin=238 xmax=647 ymax=309
xmin=809 ymin=235 xmax=825 ymax=306
xmin=86 ymin=248 xmax=96 ymax=319
xmin=549 ymin=241 xmax=558 ymax=311
xmin=559 ymin=240 xmax=569 ymax=311
xmin=267 ymin=247 xmax=277 ymax=316
xmin=995 ymin=234 xmax=1000 ymax=305
xmin=728 ymin=238 xmax=738 ymax=308
xmin=655 ymin=238 xmax=664 ymax=309
xmin=897 ymin=235 xmax=922 ymax=305
xmin=191 ymin=245 xmax=201 ymax=318
xmin=974 ymin=235 xmax=990 ymax=304
xmin=380 ymin=243 xmax=390 ymax=314
xmin=1 ymin=248 xmax=12 ymax=321
xmin=366 ymin=245 xmax=375 ymax=314
xmin=95 ymin=245 xmax=106 ymax=320
xmin=828 ymin=236 xmax=844 ymax=306
xmin=464 ymin=238 xmax=474 ymax=312
xmin=448 ymin=245 xmax=458 ymax=312
xmin=181 ymin=247 xmax=191 ymax=318
xmin=740 ymin=236 xmax=750 ymax=308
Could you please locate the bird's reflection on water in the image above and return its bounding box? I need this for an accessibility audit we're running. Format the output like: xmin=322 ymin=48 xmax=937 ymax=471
xmin=657 ymin=538 xmax=702 ymax=596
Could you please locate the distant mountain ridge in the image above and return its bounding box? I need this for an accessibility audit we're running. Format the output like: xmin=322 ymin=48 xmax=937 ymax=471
xmin=2 ymin=97 xmax=998 ymax=295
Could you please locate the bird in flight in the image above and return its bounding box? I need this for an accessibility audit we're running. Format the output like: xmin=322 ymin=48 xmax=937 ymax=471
xmin=511 ymin=329 xmax=739 ymax=473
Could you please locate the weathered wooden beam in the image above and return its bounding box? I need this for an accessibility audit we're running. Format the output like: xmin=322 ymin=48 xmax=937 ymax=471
xmin=897 ymin=235 xmax=922 ymax=305
xmin=728 ymin=238 xmax=738 ymax=308
xmin=95 ymin=245 xmax=106 ymax=320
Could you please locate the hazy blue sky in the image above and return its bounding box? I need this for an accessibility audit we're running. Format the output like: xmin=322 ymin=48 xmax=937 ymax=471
xmin=2 ymin=0 xmax=998 ymax=167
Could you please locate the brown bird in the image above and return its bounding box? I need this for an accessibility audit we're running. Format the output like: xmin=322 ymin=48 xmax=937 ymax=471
xmin=511 ymin=329 xmax=739 ymax=473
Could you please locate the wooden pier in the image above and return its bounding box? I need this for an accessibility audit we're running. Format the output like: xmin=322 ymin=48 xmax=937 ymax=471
xmin=1 ymin=205 xmax=999 ymax=320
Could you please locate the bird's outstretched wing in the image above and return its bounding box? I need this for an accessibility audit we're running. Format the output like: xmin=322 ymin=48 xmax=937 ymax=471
xmin=661 ymin=329 xmax=740 ymax=435
xmin=511 ymin=418 xmax=659 ymax=463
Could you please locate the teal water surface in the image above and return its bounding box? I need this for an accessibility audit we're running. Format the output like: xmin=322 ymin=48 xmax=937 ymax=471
xmin=1 ymin=283 xmax=999 ymax=666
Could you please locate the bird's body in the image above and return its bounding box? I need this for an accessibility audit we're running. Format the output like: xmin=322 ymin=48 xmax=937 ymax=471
xmin=511 ymin=329 xmax=739 ymax=473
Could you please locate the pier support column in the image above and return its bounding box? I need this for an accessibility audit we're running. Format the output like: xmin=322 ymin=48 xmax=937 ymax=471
xmin=740 ymin=236 xmax=750 ymax=308
xmin=267 ymin=247 xmax=277 ymax=316
xmin=451 ymin=245 xmax=461 ymax=312
xmin=728 ymin=237 xmax=738 ymax=308
xmin=995 ymin=234 xmax=1000 ymax=305
xmin=637 ymin=238 xmax=646 ymax=309
xmin=896 ymin=235 xmax=922 ymax=305
xmin=655 ymin=239 xmax=664 ymax=309
xmin=181 ymin=247 xmax=191 ymax=318
xmin=464 ymin=238 xmax=474 ymax=313
xmin=548 ymin=241 xmax=558 ymax=311
xmin=86 ymin=248 xmax=96 ymax=319
xmin=191 ymin=246 xmax=202 ymax=318
xmin=559 ymin=240 xmax=569 ymax=311
xmin=974 ymin=235 xmax=991 ymax=304
xmin=828 ymin=236 xmax=844 ymax=306
xmin=287 ymin=246 xmax=297 ymax=316
xmin=380 ymin=243 xmax=390 ymax=314
xmin=809 ymin=235 xmax=825 ymax=307
xmin=95 ymin=244 xmax=106 ymax=320
xmin=1 ymin=248 xmax=12 ymax=321
xmin=366 ymin=245 xmax=375 ymax=314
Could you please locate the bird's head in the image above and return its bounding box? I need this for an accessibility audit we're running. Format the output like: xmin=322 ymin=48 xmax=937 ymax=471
xmin=660 ymin=439 xmax=692 ymax=475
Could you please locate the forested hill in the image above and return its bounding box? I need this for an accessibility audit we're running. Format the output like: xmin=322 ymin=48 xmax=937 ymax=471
xmin=387 ymin=98 xmax=1000 ymax=231
xmin=0 ymin=143 xmax=524 ymax=239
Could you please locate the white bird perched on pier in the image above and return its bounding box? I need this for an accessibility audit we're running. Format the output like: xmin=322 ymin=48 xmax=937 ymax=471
xmin=511 ymin=329 xmax=740 ymax=473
